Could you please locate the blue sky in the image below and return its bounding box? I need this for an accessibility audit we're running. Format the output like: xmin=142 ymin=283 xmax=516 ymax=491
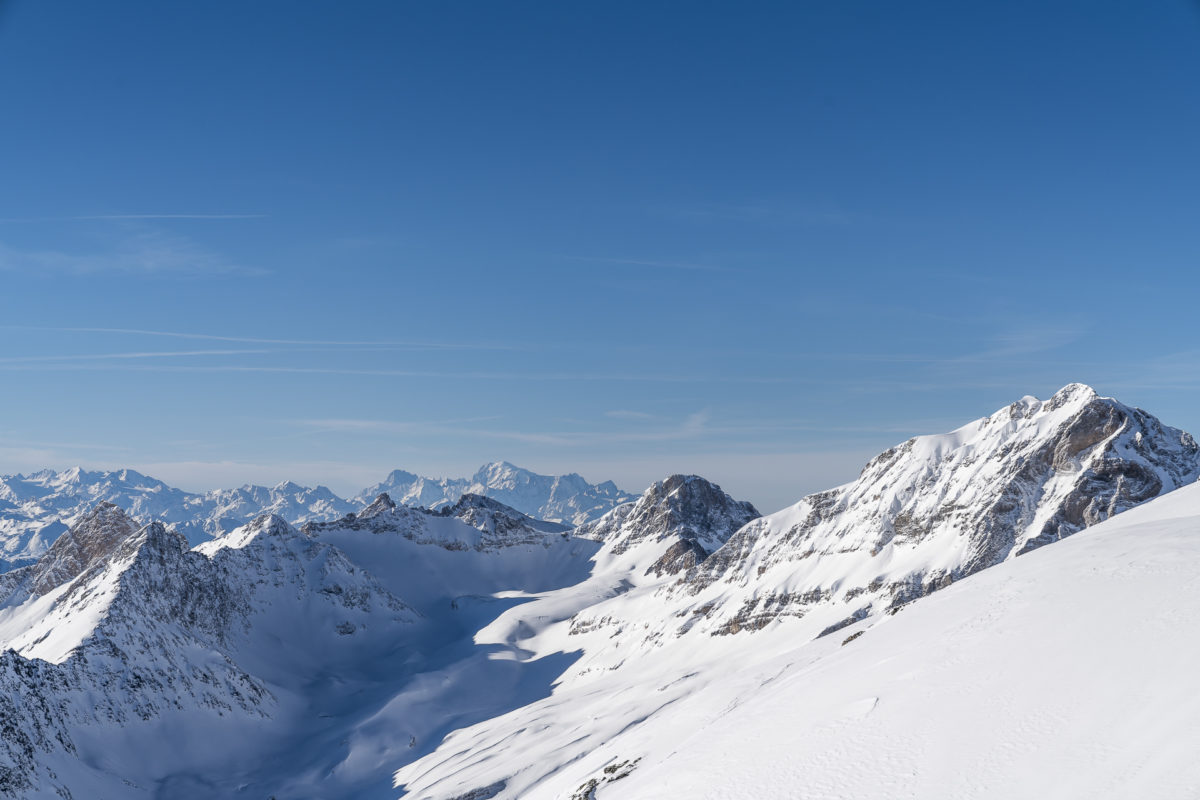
xmin=1 ymin=1 xmax=1199 ymax=513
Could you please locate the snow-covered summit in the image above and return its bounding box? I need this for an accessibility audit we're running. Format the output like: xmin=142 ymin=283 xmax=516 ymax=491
xmin=575 ymin=474 xmax=759 ymax=576
xmin=673 ymin=382 xmax=1199 ymax=636
xmin=312 ymin=491 xmax=570 ymax=551
xmin=0 ymin=468 xmax=358 ymax=570
xmin=0 ymin=462 xmax=630 ymax=571
xmin=356 ymin=461 xmax=635 ymax=524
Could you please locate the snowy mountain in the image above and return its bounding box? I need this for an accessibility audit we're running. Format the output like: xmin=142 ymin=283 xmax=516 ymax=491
xmin=398 ymin=475 xmax=1200 ymax=800
xmin=316 ymin=490 xmax=571 ymax=552
xmin=3 ymin=384 xmax=1199 ymax=799
xmin=0 ymin=503 xmax=415 ymax=798
xmin=0 ymin=469 xmax=356 ymax=570
xmin=357 ymin=462 xmax=635 ymax=525
xmin=574 ymin=474 xmax=759 ymax=576
xmin=671 ymin=382 xmax=1199 ymax=638
xmin=0 ymin=462 xmax=630 ymax=571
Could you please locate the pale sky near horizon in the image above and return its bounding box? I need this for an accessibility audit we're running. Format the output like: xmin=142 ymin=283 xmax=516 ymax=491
xmin=2 ymin=1 xmax=1199 ymax=513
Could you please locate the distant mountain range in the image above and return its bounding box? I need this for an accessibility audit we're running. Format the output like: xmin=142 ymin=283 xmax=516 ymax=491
xmin=357 ymin=461 xmax=635 ymax=525
xmin=0 ymin=463 xmax=635 ymax=571
xmin=3 ymin=385 xmax=1200 ymax=798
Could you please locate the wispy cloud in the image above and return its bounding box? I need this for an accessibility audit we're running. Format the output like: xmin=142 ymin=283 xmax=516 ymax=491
xmin=0 ymin=349 xmax=273 ymax=364
xmin=0 ymin=213 xmax=265 ymax=223
xmin=288 ymin=410 xmax=712 ymax=447
xmin=0 ymin=325 xmax=520 ymax=351
xmin=940 ymin=324 xmax=1088 ymax=366
xmin=564 ymin=256 xmax=727 ymax=273
xmin=290 ymin=416 xmax=501 ymax=435
xmin=0 ymin=230 xmax=264 ymax=277
xmin=604 ymin=409 xmax=656 ymax=420
xmin=73 ymin=214 xmax=265 ymax=221
xmin=655 ymin=202 xmax=855 ymax=227
xmin=0 ymin=362 xmax=814 ymax=384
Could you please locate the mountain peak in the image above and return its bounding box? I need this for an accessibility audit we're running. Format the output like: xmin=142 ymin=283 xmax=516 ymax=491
xmin=683 ymin=386 xmax=1200 ymax=635
xmin=29 ymin=502 xmax=140 ymax=596
xmin=357 ymin=463 xmax=635 ymax=525
xmin=360 ymin=492 xmax=397 ymax=518
xmin=1044 ymin=382 xmax=1099 ymax=411
xmin=577 ymin=474 xmax=759 ymax=564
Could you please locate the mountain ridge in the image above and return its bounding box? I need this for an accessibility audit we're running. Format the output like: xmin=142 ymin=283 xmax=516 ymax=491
xmin=0 ymin=462 xmax=632 ymax=571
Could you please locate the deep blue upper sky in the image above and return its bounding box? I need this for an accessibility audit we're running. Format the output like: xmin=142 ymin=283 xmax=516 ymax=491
xmin=1 ymin=1 xmax=1198 ymax=512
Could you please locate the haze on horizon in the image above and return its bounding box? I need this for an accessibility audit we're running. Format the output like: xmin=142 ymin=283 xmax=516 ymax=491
xmin=2 ymin=1 xmax=1199 ymax=514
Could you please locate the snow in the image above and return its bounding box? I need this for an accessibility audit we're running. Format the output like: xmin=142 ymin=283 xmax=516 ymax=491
xmin=3 ymin=385 xmax=1199 ymax=799
xmin=396 ymin=479 xmax=1200 ymax=800
xmin=0 ymin=462 xmax=631 ymax=568
xmin=358 ymin=462 xmax=636 ymax=525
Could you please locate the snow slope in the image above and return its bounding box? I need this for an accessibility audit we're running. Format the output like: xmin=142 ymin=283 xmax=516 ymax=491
xmin=396 ymin=478 xmax=1200 ymax=800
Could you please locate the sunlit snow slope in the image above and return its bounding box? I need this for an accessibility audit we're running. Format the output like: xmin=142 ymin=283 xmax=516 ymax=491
xmin=396 ymin=478 xmax=1200 ymax=800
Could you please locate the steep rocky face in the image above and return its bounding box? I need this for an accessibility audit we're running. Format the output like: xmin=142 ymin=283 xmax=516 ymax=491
xmin=356 ymin=462 xmax=635 ymax=525
xmin=561 ymin=477 xmax=761 ymax=652
xmin=575 ymin=475 xmax=760 ymax=575
xmin=25 ymin=501 xmax=139 ymax=596
xmin=676 ymin=384 xmax=1200 ymax=635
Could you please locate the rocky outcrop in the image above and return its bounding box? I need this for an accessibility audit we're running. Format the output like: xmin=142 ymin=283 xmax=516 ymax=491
xmin=309 ymin=492 xmax=570 ymax=552
xmin=575 ymin=475 xmax=759 ymax=563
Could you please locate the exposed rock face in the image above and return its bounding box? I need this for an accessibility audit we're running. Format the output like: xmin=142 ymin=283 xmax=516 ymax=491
xmin=574 ymin=475 xmax=760 ymax=568
xmin=308 ymin=492 xmax=569 ymax=552
xmin=26 ymin=502 xmax=139 ymax=596
xmin=357 ymin=462 xmax=635 ymax=525
xmin=677 ymin=384 xmax=1200 ymax=634
xmin=358 ymin=492 xmax=397 ymax=518
xmin=437 ymin=493 xmax=570 ymax=542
